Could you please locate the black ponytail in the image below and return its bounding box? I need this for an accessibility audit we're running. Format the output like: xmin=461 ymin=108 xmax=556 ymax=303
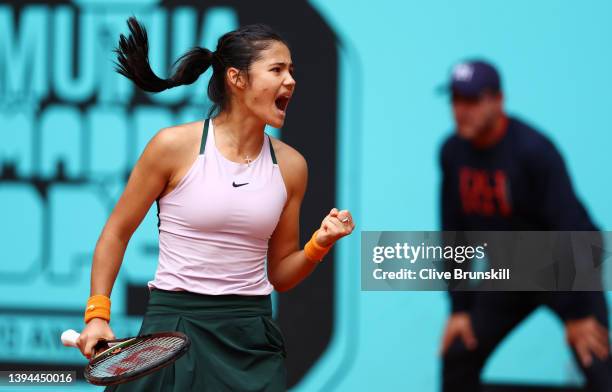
xmin=114 ymin=17 xmax=287 ymax=115
xmin=114 ymin=17 xmax=213 ymax=93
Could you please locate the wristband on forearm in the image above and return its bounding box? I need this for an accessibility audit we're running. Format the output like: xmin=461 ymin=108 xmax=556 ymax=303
xmin=84 ymin=294 xmax=111 ymax=323
xmin=304 ymin=230 xmax=333 ymax=262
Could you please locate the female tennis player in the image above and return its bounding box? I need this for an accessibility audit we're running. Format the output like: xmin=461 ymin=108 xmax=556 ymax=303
xmin=75 ymin=18 xmax=355 ymax=391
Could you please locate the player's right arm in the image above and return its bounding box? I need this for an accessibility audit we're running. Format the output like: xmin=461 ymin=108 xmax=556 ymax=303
xmin=77 ymin=127 xmax=182 ymax=358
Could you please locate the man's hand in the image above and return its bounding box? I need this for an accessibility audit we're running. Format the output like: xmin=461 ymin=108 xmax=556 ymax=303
xmin=566 ymin=316 xmax=610 ymax=367
xmin=440 ymin=312 xmax=478 ymax=355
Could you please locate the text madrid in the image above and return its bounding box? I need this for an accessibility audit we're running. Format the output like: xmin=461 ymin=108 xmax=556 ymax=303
xmin=372 ymin=268 xmax=511 ymax=280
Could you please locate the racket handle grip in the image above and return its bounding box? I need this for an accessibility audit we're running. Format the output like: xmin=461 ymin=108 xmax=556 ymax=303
xmin=61 ymin=329 xmax=80 ymax=348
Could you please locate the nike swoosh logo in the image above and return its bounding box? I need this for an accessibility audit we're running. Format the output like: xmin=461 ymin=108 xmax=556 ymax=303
xmin=232 ymin=182 xmax=249 ymax=188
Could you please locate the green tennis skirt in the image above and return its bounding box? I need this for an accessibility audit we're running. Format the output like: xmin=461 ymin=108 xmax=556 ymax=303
xmin=105 ymin=289 xmax=287 ymax=392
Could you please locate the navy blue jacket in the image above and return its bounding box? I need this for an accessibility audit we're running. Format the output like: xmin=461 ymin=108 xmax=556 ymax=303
xmin=440 ymin=116 xmax=600 ymax=320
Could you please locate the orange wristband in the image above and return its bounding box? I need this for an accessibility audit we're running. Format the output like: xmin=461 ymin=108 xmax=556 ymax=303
xmin=84 ymin=295 xmax=111 ymax=324
xmin=304 ymin=230 xmax=332 ymax=262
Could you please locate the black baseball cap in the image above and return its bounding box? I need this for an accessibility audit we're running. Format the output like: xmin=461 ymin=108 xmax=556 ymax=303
xmin=441 ymin=60 xmax=502 ymax=98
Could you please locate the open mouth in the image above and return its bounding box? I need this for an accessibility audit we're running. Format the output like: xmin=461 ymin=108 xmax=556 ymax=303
xmin=274 ymin=95 xmax=290 ymax=113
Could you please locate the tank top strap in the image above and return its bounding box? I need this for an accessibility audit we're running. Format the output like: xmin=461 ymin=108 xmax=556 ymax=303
xmin=267 ymin=134 xmax=277 ymax=164
xmin=199 ymin=118 xmax=210 ymax=155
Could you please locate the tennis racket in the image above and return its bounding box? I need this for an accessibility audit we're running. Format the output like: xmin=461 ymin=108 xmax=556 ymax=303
xmin=61 ymin=329 xmax=190 ymax=386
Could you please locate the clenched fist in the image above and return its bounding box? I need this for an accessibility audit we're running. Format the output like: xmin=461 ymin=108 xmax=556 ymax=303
xmin=315 ymin=208 xmax=355 ymax=247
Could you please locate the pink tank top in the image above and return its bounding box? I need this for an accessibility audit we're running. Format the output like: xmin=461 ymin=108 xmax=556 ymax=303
xmin=148 ymin=118 xmax=287 ymax=295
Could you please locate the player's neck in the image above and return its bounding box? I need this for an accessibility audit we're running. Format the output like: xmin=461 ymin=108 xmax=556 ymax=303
xmin=213 ymin=109 xmax=265 ymax=156
xmin=472 ymin=113 xmax=508 ymax=149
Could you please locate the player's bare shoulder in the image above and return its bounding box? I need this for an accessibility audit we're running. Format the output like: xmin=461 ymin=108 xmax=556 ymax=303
xmin=269 ymin=136 xmax=308 ymax=197
xmin=146 ymin=120 xmax=203 ymax=169
xmin=152 ymin=120 xmax=202 ymax=156
xmin=135 ymin=121 xmax=204 ymax=199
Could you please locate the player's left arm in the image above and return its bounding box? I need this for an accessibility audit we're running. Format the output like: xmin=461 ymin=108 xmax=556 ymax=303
xmin=266 ymin=139 xmax=354 ymax=292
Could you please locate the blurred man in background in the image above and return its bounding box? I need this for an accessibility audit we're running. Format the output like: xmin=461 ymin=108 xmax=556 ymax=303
xmin=438 ymin=60 xmax=612 ymax=391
